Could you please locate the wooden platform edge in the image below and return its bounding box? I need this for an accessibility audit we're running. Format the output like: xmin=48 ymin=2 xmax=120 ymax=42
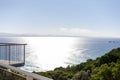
xmin=0 ymin=63 xmax=53 ymax=80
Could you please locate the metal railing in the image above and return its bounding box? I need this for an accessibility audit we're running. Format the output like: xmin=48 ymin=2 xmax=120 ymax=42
xmin=0 ymin=43 xmax=26 ymax=67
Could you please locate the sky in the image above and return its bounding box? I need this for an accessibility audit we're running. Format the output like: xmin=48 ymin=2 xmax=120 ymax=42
xmin=1 ymin=0 xmax=120 ymax=37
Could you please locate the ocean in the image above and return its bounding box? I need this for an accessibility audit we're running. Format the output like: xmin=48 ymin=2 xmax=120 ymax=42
xmin=0 ymin=37 xmax=120 ymax=72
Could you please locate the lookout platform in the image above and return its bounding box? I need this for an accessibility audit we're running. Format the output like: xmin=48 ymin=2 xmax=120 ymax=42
xmin=0 ymin=43 xmax=26 ymax=67
xmin=0 ymin=43 xmax=53 ymax=80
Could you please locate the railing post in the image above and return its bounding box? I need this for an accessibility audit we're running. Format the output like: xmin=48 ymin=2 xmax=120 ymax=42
xmin=24 ymin=45 xmax=25 ymax=65
xmin=9 ymin=45 xmax=11 ymax=65
xmin=26 ymin=75 xmax=33 ymax=80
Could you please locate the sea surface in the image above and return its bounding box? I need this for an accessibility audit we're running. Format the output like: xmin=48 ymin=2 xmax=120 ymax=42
xmin=0 ymin=37 xmax=120 ymax=72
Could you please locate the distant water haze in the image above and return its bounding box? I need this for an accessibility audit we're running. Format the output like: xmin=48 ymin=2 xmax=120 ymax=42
xmin=0 ymin=37 xmax=120 ymax=72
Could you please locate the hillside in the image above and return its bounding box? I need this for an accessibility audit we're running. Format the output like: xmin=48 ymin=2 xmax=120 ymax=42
xmin=35 ymin=48 xmax=120 ymax=80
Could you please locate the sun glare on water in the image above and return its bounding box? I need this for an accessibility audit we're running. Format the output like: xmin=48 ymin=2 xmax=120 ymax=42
xmin=22 ymin=37 xmax=79 ymax=71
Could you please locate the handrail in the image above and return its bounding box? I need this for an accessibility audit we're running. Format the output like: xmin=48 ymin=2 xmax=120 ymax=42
xmin=0 ymin=63 xmax=53 ymax=80
xmin=0 ymin=43 xmax=27 ymax=45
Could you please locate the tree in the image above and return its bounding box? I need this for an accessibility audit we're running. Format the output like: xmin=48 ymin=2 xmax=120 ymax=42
xmin=112 ymin=63 xmax=120 ymax=80
xmin=91 ymin=64 xmax=113 ymax=80
xmin=72 ymin=71 xmax=89 ymax=80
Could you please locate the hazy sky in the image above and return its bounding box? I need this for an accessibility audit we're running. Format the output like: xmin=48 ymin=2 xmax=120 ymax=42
xmin=1 ymin=0 xmax=120 ymax=37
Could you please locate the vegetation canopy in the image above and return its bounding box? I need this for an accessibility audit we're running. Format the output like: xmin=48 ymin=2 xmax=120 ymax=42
xmin=35 ymin=48 xmax=120 ymax=80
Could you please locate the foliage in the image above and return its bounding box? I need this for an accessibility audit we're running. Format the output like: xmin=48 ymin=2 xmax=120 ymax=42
xmin=35 ymin=48 xmax=120 ymax=80
xmin=0 ymin=68 xmax=26 ymax=80
xmin=72 ymin=71 xmax=90 ymax=80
